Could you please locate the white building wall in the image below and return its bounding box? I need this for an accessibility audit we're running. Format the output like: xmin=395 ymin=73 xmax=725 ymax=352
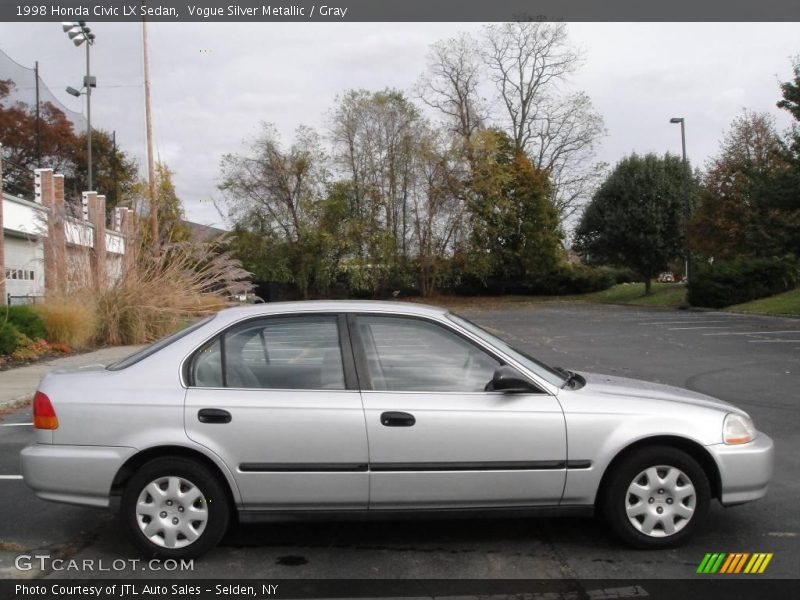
xmin=3 ymin=191 xmax=129 ymax=300
xmin=3 ymin=195 xmax=46 ymax=236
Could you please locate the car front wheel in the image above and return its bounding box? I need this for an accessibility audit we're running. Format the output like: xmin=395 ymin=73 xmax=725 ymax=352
xmin=121 ymin=457 xmax=230 ymax=558
xmin=601 ymin=446 xmax=710 ymax=549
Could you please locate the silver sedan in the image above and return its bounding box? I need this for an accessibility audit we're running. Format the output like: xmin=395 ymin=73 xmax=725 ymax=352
xmin=21 ymin=301 xmax=774 ymax=558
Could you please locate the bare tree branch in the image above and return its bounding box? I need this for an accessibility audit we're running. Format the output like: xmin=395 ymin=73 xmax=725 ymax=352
xmin=482 ymin=23 xmax=605 ymax=224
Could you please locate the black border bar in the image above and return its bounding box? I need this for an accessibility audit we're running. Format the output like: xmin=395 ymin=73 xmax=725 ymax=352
xmin=3 ymin=579 xmax=798 ymax=599
xmin=2 ymin=0 xmax=800 ymax=22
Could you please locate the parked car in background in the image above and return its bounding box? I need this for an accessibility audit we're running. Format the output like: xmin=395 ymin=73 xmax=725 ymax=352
xmin=657 ymin=272 xmax=675 ymax=283
xmin=230 ymin=293 xmax=265 ymax=304
xmin=21 ymin=301 xmax=773 ymax=558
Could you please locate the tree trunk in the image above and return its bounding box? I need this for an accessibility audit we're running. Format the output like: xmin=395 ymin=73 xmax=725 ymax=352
xmin=644 ymin=277 xmax=652 ymax=296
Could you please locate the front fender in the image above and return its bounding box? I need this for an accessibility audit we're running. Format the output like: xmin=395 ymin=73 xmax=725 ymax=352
xmin=561 ymin=402 xmax=725 ymax=505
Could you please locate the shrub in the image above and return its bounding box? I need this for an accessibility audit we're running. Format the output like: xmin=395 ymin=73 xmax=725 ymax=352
xmin=0 ymin=322 xmax=20 ymax=355
xmin=10 ymin=333 xmax=39 ymax=362
xmin=607 ymin=267 xmax=639 ymax=285
xmin=525 ymin=264 xmax=617 ymax=295
xmin=33 ymin=297 xmax=98 ymax=350
xmin=445 ymin=263 xmax=619 ymax=296
xmin=3 ymin=305 xmax=46 ymax=340
xmin=33 ymin=238 xmax=249 ymax=350
xmin=688 ymin=255 xmax=799 ymax=308
xmin=10 ymin=335 xmax=71 ymax=362
xmin=92 ymin=241 xmax=242 ymax=346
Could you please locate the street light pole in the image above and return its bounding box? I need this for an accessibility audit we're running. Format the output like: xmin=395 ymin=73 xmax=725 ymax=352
xmin=62 ymin=21 xmax=96 ymax=191
xmin=670 ymin=117 xmax=690 ymax=284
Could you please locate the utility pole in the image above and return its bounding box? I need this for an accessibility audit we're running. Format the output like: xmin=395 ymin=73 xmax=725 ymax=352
xmin=142 ymin=19 xmax=159 ymax=255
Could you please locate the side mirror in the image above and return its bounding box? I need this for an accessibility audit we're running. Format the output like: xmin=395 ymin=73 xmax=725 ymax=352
xmin=487 ymin=366 xmax=538 ymax=393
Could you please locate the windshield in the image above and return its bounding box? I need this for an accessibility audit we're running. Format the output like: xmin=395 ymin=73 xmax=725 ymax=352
xmin=447 ymin=313 xmax=568 ymax=388
xmin=106 ymin=316 xmax=216 ymax=371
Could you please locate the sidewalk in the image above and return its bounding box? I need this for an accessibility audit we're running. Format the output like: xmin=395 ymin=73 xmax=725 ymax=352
xmin=0 ymin=345 xmax=143 ymax=409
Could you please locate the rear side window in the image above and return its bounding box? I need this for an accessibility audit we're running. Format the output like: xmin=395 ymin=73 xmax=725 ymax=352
xmin=190 ymin=315 xmax=346 ymax=390
xmin=107 ymin=316 xmax=215 ymax=371
xmin=192 ymin=338 xmax=223 ymax=387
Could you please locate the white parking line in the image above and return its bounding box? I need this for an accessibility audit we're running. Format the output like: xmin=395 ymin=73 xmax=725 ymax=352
xmin=1 ymin=423 xmax=32 ymax=427
xmin=747 ymin=339 xmax=800 ymax=343
xmin=668 ymin=326 xmax=730 ymax=330
xmin=0 ymin=475 xmax=23 ymax=480
xmin=704 ymin=330 xmax=800 ymax=336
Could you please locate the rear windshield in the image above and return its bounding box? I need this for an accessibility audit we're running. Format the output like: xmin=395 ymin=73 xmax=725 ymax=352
xmin=106 ymin=316 xmax=216 ymax=371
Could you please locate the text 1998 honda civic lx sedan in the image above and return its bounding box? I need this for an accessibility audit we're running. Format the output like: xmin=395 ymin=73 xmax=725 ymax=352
xmin=21 ymin=301 xmax=774 ymax=558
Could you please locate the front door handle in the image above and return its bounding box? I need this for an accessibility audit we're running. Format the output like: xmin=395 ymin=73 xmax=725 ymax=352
xmin=380 ymin=411 xmax=415 ymax=427
xmin=198 ymin=408 xmax=232 ymax=424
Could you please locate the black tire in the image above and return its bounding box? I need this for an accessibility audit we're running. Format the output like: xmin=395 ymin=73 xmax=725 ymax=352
xmin=121 ymin=457 xmax=230 ymax=559
xmin=600 ymin=445 xmax=710 ymax=549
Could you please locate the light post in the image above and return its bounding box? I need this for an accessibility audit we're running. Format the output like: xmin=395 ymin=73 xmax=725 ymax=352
xmin=62 ymin=21 xmax=96 ymax=191
xmin=670 ymin=117 xmax=691 ymax=284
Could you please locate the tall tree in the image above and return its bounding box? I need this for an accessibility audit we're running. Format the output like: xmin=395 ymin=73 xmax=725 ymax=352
xmin=688 ymin=111 xmax=795 ymax=259
xmin=481 ymin=23 xmax=605 ymax=222
xmin=131 ymin=161 xmax=191 ymax=249
xmin=777 ymin=57 xmax=800 ymax=122
xmin=330 ymin=89 xmax=419 ymax=291
xmin=68 ymin=130 xmax=139 ymax=211
xmin=219 ymin=124 xmax=331 ymax=298
xmin=1 ymin=79 xmax=137 ymax=211
xmin=466 ymin=129 xmax=562 ymax=287
xmin=0 ymin=79 xmax=76 ymax=197
xmin=417 ymin=33 xmax=486 ymax=152
xmin=409 ymin=127 xmax=468 ymax=296
xmin=774 ymin=57 xmax=800 ymax=216
xmin=574 ymin=153 xmax=689 ymax=295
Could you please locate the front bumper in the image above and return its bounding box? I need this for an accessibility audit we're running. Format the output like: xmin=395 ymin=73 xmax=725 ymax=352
xmin=708 ymin=433 xmax=775 ymax=506
xmin=20 ymin=443 xmax=136 ymax=508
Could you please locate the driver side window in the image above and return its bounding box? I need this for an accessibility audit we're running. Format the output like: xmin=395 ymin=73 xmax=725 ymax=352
xmin=356 ymin=316 xmax=500 ymax=392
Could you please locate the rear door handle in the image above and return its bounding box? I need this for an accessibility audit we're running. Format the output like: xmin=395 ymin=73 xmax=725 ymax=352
xmin=198 ymin=408 xmax=232 ymax=424
xmin=380 ymin=411 xmax=415 ymax=427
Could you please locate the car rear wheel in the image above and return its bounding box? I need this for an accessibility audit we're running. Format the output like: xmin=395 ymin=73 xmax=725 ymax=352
xmin=121 ymin=457 xmax=230 ymax=558
xmin=601 ymin=446 xmax=710 ymax=549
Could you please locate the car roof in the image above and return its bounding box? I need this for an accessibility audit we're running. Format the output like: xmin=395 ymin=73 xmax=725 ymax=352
xmin=214 ymin=300 xmax=449 ymax=323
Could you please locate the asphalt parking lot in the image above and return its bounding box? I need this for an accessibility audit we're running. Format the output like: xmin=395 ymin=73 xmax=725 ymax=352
xmin=0 ymin=302 xmax=797 ymax=580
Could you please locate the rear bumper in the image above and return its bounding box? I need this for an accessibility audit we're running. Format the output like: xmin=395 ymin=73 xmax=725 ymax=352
xmin=708 ymin=433 xmax=774 ymax=506
xmin=20 ymin=443 xmax=136 ymax=508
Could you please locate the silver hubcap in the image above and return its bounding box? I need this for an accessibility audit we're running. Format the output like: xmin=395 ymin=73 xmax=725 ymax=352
xmin=625 ymin=465 xmax=695 ymax=537
xmin=135 ymin=476 xmax=208 ymax=548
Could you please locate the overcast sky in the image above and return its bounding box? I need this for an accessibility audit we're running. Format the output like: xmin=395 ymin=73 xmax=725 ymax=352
xmin=1 ymin=22 xmax=798 ymax=227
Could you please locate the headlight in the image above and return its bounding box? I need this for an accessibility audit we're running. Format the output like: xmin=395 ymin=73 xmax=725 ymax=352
xmin=723 ymin=413 xmax=756 ymax=444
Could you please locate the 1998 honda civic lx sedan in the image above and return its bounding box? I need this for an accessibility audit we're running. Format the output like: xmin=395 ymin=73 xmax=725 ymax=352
xmin=21 ymin=301 xmax=774 ymax=558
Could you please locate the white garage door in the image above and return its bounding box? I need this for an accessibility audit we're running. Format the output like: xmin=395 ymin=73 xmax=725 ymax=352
xmin=4 ymin=235 xmax=45 ymax=300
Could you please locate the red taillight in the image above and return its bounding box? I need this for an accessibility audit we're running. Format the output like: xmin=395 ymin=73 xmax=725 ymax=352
xmin=33 ymin=391 xmax=59 ymax=430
